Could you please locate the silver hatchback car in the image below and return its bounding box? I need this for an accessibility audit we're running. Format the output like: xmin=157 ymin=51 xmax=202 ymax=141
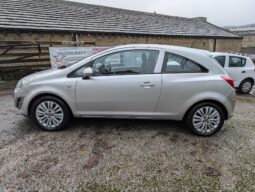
xmin=14 ymin=45 xmax=236 ymax=136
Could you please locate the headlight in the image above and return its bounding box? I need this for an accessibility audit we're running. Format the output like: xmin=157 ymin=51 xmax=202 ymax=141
xmin=16 ymin=79 xmax=31 ymax=89
xmin=20 ymin=79 xmax=31 ymax=88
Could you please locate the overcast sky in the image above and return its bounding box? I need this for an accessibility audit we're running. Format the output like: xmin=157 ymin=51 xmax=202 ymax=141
xmin=68 ymin=0 xmax=254 ymax=27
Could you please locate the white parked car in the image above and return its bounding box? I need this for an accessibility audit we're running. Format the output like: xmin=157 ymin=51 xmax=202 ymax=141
xmin=211 ymin=53 xmax=255 ymax=94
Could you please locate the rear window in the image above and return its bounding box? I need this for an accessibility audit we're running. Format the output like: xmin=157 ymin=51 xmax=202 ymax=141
xmin=229 ymin=56 xmax=246 ymax=67
xmin=162 ymin=52 xmax=208 ymax=73
xmin=215 ymin=56 xmax=226 ymax=67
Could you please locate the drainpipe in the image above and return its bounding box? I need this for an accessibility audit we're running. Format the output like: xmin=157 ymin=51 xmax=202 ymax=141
xmin=75 ymin=33 xmax=79 ymax=46
xmin=72 ymin=33 xmax=79 ymax=47
xmin=213 ymin=38 xmax=217 ymax=52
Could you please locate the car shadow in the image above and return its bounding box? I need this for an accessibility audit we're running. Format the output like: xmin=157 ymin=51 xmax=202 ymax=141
xmin=66 ymin=117 xmax=191 ymax=136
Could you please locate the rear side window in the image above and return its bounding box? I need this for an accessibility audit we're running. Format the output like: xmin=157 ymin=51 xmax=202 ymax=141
xmin=229 ymin=56 xmax=246 ymax=67
xmin=162 ymin=52 xmax=208 ymax=73
xmin=215 ymin=56 xmax=226 ymax=67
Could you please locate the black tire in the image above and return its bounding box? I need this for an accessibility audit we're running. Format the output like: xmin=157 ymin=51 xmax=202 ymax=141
xmin=30 ymin=96 xmax=71 ymax=131
xmin=186 ymin=102 xmax=225 ymax=136
xmin=238 ymin=79 xmax=254 ymax=94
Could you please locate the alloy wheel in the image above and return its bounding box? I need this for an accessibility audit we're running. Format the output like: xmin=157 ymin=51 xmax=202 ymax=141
xmin=242 ymin=81 xmax=252 ymax=93
xmin=192 ymin=106 xmax=221 ymax=134
xmin=36 ymin=101 xmax=64 ymax=130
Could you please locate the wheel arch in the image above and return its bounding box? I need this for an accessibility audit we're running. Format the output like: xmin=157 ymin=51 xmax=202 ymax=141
xmin=241 ymin=77 xmax=254 ymax=85
xmin=182 ymin=99 xmax=228 ymax=121
xmin=28 ymin=93 xmax=74 ymax=117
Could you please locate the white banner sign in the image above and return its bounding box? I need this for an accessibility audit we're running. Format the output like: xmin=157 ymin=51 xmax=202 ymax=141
xmin=49 ymin=47 xmax=109 ymax=69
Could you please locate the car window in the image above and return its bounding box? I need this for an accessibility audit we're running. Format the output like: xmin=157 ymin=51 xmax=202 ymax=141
xmin=69 ymin=50 xmax=159 ymax=77
xmin=162 ymin=52 xmax=208 ymax=73
xmin=229 ymin=56 xmax=246 ymax=67
xmin=92 ymin=50 xmax=159 ymax=76
xmin=215 ymin=56 xmax=226 ymax=67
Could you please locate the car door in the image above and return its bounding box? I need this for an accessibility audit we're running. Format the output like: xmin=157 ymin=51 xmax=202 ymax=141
xmin=224 ymin=56 xmax=247 ymax=87
xmin=74 ymin=48 xmax=164 ymax=117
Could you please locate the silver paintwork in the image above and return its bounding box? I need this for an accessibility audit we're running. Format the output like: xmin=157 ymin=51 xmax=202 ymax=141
xmin=192 ymin=107 xmax=220 ymax=134
xmin=36 ymin=101 xmax=64 ymax=129
xmin=14 ymin=44 xmax=236 ymax=125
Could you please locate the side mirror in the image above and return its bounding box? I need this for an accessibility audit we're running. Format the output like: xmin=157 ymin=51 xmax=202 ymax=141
xmin=82 ymin=67 xmax=93 ymax=79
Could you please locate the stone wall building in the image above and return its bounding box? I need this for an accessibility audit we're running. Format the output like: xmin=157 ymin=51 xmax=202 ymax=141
xmin=0 ymin=0 xmax=242 ymax=87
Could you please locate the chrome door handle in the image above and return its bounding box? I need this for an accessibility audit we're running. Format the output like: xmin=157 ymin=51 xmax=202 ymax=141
xmin=140 ymin=82 xmax=155 ymax=88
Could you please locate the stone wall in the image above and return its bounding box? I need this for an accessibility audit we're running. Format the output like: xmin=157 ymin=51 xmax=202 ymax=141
xmin=0 ymin=31 xmax=242 ymax=88
xmin=215 ymin=39 xmax=243 ymax=52
xmin=242 ymin=35 xmax=255 ymax=48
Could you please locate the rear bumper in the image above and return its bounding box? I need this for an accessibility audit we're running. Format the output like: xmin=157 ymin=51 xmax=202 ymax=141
xmin=224 ymin=89 xmax=236 ymax=120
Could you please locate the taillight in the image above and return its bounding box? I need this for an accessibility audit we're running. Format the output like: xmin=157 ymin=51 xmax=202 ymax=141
xmin=221 ymin=76 xmax=235 ymax=89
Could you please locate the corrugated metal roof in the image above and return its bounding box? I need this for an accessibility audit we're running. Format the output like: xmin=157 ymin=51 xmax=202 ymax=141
xmin=0 ymin=0 xmax=240 ymax=38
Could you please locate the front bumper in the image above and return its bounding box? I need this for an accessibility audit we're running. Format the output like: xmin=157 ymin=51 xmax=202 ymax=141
xmin=14 ymin=96 xmax=24 ymax=109
xmin=14 ymin=88 xmax=29 ymax=116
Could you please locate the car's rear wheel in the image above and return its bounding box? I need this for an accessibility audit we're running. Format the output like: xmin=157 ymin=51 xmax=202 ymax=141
xmin=186 ymin=103 xmax=225 ymax=136
xmin=30 ymin=96 xmax=71 ymax=131
xmin=238 ymin=79 xmax=253 ymax=94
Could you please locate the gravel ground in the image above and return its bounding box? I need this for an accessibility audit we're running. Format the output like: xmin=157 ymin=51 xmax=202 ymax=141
xmin=0 ymin=91 xmax=255 ymax=192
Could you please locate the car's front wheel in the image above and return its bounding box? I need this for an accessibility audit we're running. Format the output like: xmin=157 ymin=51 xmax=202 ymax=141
xmin=238 ymin=79 xmax=253 ymax=94
xmin=186 ymin=103 xmax=225 ymax=136
xmin=30 ymin=96 xmax=71 ymax=131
